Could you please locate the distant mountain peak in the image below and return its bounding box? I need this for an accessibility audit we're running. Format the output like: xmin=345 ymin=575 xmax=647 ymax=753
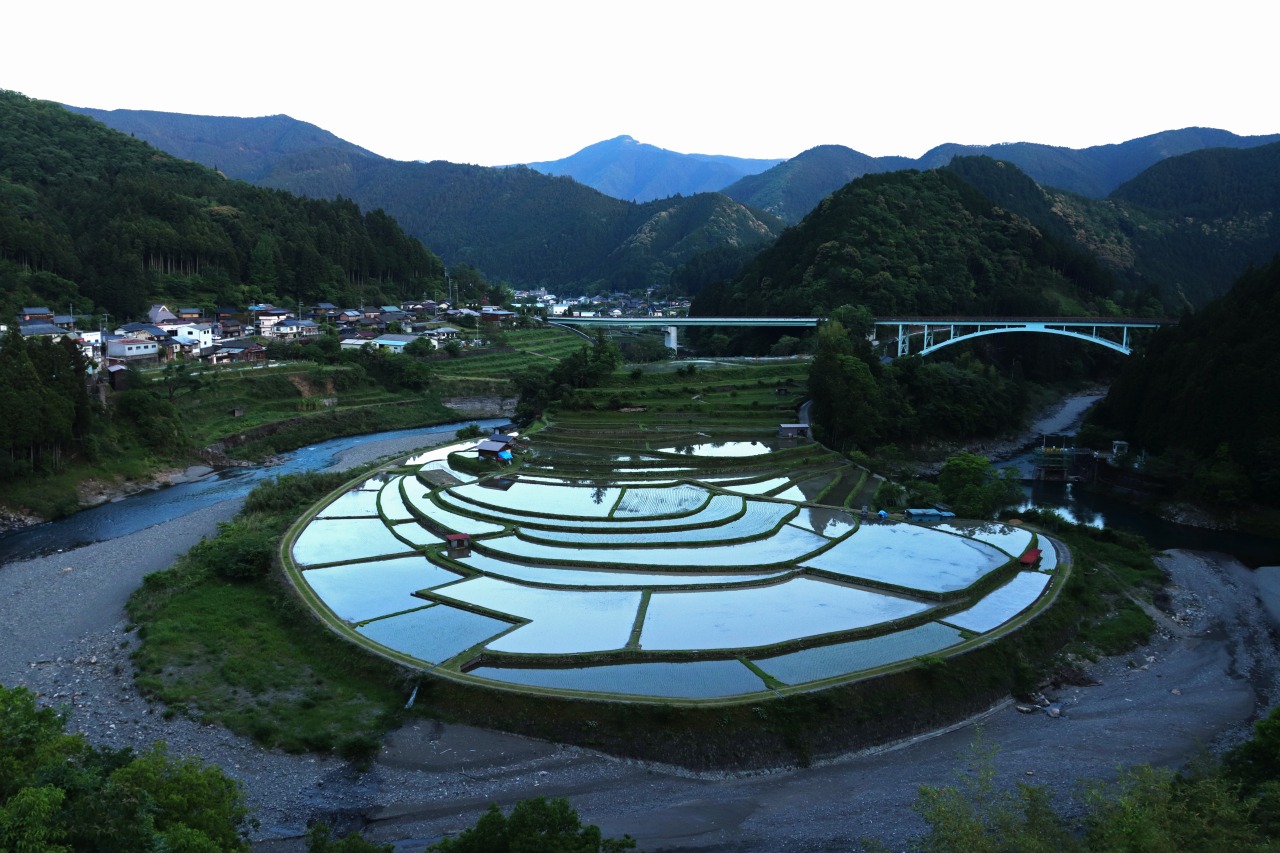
xmin=525 ymin=136 xmax=785 ymax=203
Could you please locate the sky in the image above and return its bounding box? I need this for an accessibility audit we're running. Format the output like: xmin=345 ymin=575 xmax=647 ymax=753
xmin=6 ymin=1 xmax=1273 ymax=167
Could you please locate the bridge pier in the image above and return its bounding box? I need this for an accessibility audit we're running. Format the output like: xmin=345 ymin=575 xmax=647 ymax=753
xmin=664 ymin=325 xmax=678 ymax=351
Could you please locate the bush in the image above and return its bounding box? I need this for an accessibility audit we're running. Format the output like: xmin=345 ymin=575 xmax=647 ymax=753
xmin=429 ymin=797 xmax=634 ymax=852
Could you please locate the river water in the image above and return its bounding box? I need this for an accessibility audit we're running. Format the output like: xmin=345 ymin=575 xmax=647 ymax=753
xmin=997 ymin=396 xmax=1280 ymax=567
xmin=0 ymin=419 xmax=506 ymax=566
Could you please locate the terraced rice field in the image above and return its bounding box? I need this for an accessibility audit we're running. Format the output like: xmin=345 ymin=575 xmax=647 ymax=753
xmin=286 ymin=430 xmax=1061 ymax=702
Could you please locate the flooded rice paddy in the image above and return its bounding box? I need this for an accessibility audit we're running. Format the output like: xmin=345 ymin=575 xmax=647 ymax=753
xmin=287 ymin=436 xmax=1059 ymax=700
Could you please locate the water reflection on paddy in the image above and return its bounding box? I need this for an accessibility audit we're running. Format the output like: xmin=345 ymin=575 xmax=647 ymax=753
xmin=402 ymin=488 xmax=506 ymax=535
xmin=292 ymin=518 xmax=419 ymax=566
xmin=316 ymin=489 xmax=382 ymax=518
xmin=655 ymin=441 xmax=774 ymax=457
xmin=941 ymin=571 xmax=1051 ymax=633
xmin=453 ymin=481 xmax=623 ymax=518
xmin=432 ymin=576 xmax=641 ymax=653
xmin=924 ymin=521 xmax=1035 ymax=557
xmin=301 ymin=556 xmax=461 ymax=622
xmin=754 ymin=622 xmax=965 ymax=684
xmin=378 ymin=478 xmax=417 ymax=522
xmin=458 ymin=551 xmax=789 ymax=588
xmin=470 ymin=659 xmax=768 ymax=699
xmin=357 ymin=604 xmax=512 ymax=665
xmin=529 ymin=500 xmax=792 ymax=545
xmin=483 ymin=523 xmax=829 ymax=567
xmin=1037 ymin=539 xmax=1059 ymax=571
xmin=802 ymin=523 xmax=1008 ymax=593
xmin=613 ymin=484 xmax=708 ymax=517
xmin=788 ymin=507 xmax=858 ymax=538
xmin=641 ymin=578 xmax=930 ymax=650
xmin=718 ymin=476 xmax=791 ymax=496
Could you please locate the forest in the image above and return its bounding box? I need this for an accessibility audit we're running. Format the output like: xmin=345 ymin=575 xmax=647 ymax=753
xmin=1085 ymin=255 xmax=1280 ymax=508
xmin=0 ymin=90 xmax=446 ymax=321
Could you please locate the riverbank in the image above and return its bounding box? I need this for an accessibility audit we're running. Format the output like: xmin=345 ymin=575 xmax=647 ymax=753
xmin=906 ymin=387 xmax=1108 ymax=477
xmin=0 ymin=397 xmax=508 ymax=537
xmin=4 ymin=531 xmax=1275 ymax=849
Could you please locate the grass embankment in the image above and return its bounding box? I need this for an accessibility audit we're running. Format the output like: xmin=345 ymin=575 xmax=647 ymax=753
xmin=126 ymin=470 xmax=414 ymax=763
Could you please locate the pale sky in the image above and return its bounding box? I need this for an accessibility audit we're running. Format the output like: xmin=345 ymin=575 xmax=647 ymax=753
xmin=7 ymin=1 xmax=1272 ymax=166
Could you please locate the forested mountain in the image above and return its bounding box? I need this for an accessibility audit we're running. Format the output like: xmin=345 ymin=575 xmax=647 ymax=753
xmin=723 ymin=129 xmax=1280 ymax=225
xmin=1086 ymin=256 xmax=1280 ymax=507
xmin=64 ymin=107 xmax=784 ymax=290
xmin=697 ymin=167 xmax=1132 ymax=320
xmin=0 ymin=91 xmax=443 ymax=319
xmin=257 ymin=152 xmax=782 ymax=291
xmin=946 ymin=147 xmax=1280 ymax=310
xmin=720 ymin=145 xmax=914 ymax=224
xmin=63 ymin=106 xmax=381 ymax=181
xmin=523 ymin=135 xmax=783 ymax=203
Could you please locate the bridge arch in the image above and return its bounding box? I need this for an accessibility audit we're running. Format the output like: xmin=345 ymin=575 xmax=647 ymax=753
xmin=876 ymin=319 xmax=1168 ymax=358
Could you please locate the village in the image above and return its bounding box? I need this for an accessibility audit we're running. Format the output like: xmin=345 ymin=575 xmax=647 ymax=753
xmin=5 ymin=289 xmax=693 ymax=383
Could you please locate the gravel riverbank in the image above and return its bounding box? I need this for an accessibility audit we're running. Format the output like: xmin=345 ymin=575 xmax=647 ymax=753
xmin=4 ymin=503 xmax=1277 ymax=853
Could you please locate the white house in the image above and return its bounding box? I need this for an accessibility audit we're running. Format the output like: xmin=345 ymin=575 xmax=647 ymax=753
xmin=106 ymin=337 xmax=160 ymax=364
xmin=171 ymin=323 xmax=215 ymax=353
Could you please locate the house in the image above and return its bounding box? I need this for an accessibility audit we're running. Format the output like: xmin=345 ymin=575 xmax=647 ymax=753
xmin=171 ymin=323 xmax=216 ymax=353
xmin=19 ymin=306 xmax=54 ymax=323
xmin=477 ymin=436 xmax=515 ymax=461
xmin=364 ymin=333 xmax=420 ymax=353
xmin=17 ymin=322 xmax=68 ymax=341
xmin=214 ymin=306 xmax=241 ymax=321
xmin=445 ymin=533 xmax=472 ymax=558
xmin=207 ymin=343 xmax=266 ymax=365
xmin=778 ymin=423 xmax=810 ymax=439
xmin=274 ymin=318 xmax=321 ymax=340
xmin=310 ymin=303 xmax=340 ymax=322
xmin=480 ymin=307 xmax=518 ymax=325
xmin=115 ymin=322 xmax=169 ymax=341
xmin=217 ymin=319 xmax=244 ymax=339
xmin=255 ymin=308 xmax=294 ymax=337
xmin=176 ymin=307 xmax=204 ymax=321
xmin=147 ymin=304 xmax=179 ymax=324
xmin=379 ymin=309 xmax=411 ymax=328
xmin=106 ymin=337 xmax=160 ymax=365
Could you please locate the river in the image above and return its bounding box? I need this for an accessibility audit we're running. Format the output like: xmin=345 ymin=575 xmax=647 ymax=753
xmin=0 ymin=418 xmax=507 ymax=566
xmin=995 ymin=394 xmax=1280 ymax=567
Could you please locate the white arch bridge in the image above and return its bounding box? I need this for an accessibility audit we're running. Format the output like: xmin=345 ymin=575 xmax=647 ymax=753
xmin=552 ymin=315 xmax=1171 ymax=355
xmin=877 ymin=317 xmax=1172 ymax=357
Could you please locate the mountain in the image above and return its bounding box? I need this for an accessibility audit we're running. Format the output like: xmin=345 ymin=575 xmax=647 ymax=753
xmin=63 ymin=106 xmax=381 ymax=181
xmin=721 ymin=145 xmax=914 ymax=224
xmin=723 ymin=129 xmax=1280 ymax=225
xmin=915 ymin=128 xmax=1280 ymax=198
xmin=696 ymin=166 xmax=1126 ymax=322
xmin=0 ymin=92 xmax=443 ymax=319
xmin=258 ymin=151 xmax=782 ymax=290
xmin=944 ymin=145 xmax=1280 ymax=310
xmin=64 ymin=108 xmax=784 ymax=290
xmin=523 ymin=135 xmax=784 ymax=203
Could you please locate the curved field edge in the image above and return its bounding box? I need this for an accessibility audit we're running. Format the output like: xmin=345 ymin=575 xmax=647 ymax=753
xmin=274 ymin=460 xmax=1092 ymax=769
